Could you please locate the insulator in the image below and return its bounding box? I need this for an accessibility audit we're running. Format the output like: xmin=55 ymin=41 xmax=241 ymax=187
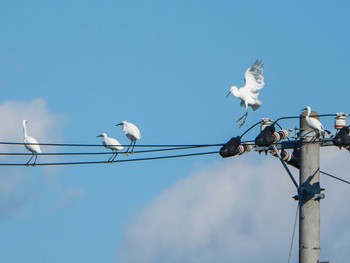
xmin=270 ymin=149 xmax=300 ymax=169
xmin=335 ymin=113 xmax=347 ymax=129
xmin=236 ymin=143 xmax=252 ymax=155
xmin=280 ymin=149 xmax=292 ymax=162
xmin=270 ymin=149 xmax=290 ymax=161
xmin=273 ymin=129 xmax=289 ymax=142
xmin=273 ymin=132 xmax=280 ymax=142
xmin=260 ymin=118 xmax=273 ymax=131
xmin=278 ymin=129 xmax=289 ymax=140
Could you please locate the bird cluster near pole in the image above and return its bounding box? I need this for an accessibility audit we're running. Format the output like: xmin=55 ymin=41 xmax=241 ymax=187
xmin=7 ymin=61 xmax=350 ymax=167
xmin=22 ymin=119 xmax=141 ymax=165
xmin=8 ymin=107 xmax=349 ymax=168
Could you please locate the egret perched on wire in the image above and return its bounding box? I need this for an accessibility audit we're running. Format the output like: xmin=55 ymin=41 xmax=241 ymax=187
xmin=97 ymin=133 xmax=124 ymax=162
xmin=22 ymin=120 xmax=42 ymax=166
xmin=116 ymin=121 xmax=141 ymax=155
xmin=227 ymin=59 xmax=265 ymax=127
xmin=302 ymin=106 xmax=330 ymax=139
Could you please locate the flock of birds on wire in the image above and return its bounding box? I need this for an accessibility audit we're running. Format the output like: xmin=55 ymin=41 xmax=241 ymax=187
xmin=19 ymin=59 xmax=344 ymax=166
xmin=22 ymin=119 xmax=141 ymax=165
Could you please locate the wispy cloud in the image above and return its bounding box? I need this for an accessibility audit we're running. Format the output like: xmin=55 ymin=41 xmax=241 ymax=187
xmin=117 ymin=148 xmax=350 ymax=263
xmin=0 ymin=98 xmax=63 ymax=153
xmin=0 ymin=99 xmax=83 ymax=220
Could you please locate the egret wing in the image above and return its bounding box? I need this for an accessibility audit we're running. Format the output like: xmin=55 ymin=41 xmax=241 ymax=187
xmin=244 ymin=60 xmax=265 ymax=93
xmin=24 ymin=136 xmax=42 ymax=153
xmin=124 ymin=123 xmax=141 ymax=140
xmin=105 ymin=137 xmax=124 ymax=151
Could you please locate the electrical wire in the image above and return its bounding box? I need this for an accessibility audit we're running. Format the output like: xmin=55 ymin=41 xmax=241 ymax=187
xmin=0 ymin=137 xmax=340 ymax=159
xmin=320 ymin=170 xmax=350 ymax=185
xmin=0 ymin=145 xmax=219 ymax=156
xmin=288 ymin=204 xmax=299 ymax=263
xmin=0 ymin=110 xmax=344 ymax=167
xmin=0 ymin=141 xmax=224 ymax=148
xmin=0 ymin=150 xmax=219 ymax=166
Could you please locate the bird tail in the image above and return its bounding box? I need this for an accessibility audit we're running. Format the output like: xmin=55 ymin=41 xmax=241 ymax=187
xmin=252 ymin=100 xmax=262 ymax=111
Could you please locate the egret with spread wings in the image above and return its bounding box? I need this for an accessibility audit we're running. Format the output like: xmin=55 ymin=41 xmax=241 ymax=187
xmin=227 ymin=59 xmax=265 ymax=127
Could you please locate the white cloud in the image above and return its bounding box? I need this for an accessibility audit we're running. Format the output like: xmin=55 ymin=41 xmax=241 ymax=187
xmin=117 ymin=148 xmax=350 ymax=263
xmin=0 ymin=99 xmax=83 ymax=220
xmin=0 ymin=98 xmax=64 ymax=156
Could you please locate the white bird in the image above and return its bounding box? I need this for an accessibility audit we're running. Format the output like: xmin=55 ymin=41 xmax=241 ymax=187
xmin=97 ymin=133 xmax=124 ymax=162
xmin=116 ymin=121 xmax=141 ymax=155
xmin=227 ymin=59 xmax=265 ymax=127
xmin=22 ymin=120 xmax=42 ymax=166
xmin=302 ymin=106 xmax=330 ymax=139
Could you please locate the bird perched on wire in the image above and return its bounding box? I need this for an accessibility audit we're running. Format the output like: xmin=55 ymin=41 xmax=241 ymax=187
xmin=97 ymin=133 xmax=124 ymax=162
xmin=22 ymin=120 xmax=42 ymax=166
xmin=116 ymin=121 xmax=141 ymax=155
xmin=227 ymin=59 xmax=265 ymax=127
xmin=302 ymin=106 xmax=330 ymax=140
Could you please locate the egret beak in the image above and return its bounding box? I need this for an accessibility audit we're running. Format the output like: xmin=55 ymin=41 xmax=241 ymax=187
xmin=226 ymin=91 xmax=232 ymax=97
xmin=116 ymin=122 xmax=122 ymax=126
xmin=97 ymin=134 xmax=102 ymax=138
xmin=301 ymin=108 xmax=307 ymax=111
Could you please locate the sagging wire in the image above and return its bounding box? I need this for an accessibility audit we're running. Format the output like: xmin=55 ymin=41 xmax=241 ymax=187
xmin=0 ymin=141 xmax=224 ymax=148
xmin=0 ymin=144 xmax=219 ymax=156
xmin=0 ymin=150 xmax=219 ymax=166
xmin=288 ymin=204 xmax=299 ymax=263
xmin=320 ymin=170 xmax=350 ymax=185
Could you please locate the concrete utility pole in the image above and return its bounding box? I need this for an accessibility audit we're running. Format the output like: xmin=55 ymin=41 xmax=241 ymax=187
xmin=299 ymin=110 xmax=323 ymax=263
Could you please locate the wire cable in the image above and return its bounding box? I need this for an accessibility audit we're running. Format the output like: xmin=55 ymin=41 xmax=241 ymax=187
xmin=288 ymin=204 xmax=299 ymax=263
xmin=0 ymin=150 xmax=219 ymax=166
xmin=320 ymin=170 xmax=350 ymax=185
xmin=0 ymin=141 xmax=224 ymax=148
xmin=0 ymin=144 xmax=220 ymax=157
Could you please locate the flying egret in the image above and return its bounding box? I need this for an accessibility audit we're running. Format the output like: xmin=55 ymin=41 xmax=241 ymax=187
xmin=116 ymin=121 xmax=141 ymax=155
xmin=97 ymin=133 xmax=124 ymax=162
xmin=22 ymin=120 xmax=42 ymax=166
xmin=302 ymin=106 xmax=330 ymax=140
xmin=227 ymin=59 xmax=265 ymax=127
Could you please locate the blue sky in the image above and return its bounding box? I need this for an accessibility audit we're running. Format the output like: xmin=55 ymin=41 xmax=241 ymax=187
xmin=1 ymin=1 xmax=350 ymax=262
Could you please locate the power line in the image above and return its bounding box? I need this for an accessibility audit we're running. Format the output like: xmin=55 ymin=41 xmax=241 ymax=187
xmin=320 ymin=170 xmax=350 ymax=185
xmin=0 ymin=141 xmax=224 ymax=148
xmin=0 ymin=150 xmax=218 ymax=166
xmin=0 ymin=145 xmax=219 ymax=156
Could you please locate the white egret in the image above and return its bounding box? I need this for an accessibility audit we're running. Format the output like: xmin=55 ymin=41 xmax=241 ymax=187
xmin=227 ymin=59 xmax=265 ymax=127
xmin=97 ymin=133 xmax=124 ymax=162
xmin=302 ymin=106 xmax=330 ymax=139
xmin=116 ymin=121 xmax=141 ymax=154
xmin=22 ymin=120 xmax=42 ymax=166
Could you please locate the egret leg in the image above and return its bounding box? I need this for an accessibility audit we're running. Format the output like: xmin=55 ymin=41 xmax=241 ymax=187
xmin=108 ymin=153 xmax=116 ymax=163
xmin=32 ymin=154 xmax=38 ymax=166
xmin=111 ymin=152 xmax=118 ymax=162
xmin=26 ymin=154 xmax=34 ymax=166
xmin=125 ymin=141 xmax=133 ymax=156
xmin=237 ymin=112 xmax=248 ymax=128
xmin=130 ymin=141 xmax=136 ymax=154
